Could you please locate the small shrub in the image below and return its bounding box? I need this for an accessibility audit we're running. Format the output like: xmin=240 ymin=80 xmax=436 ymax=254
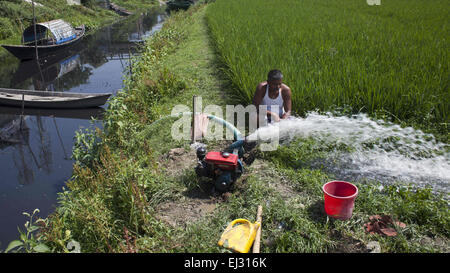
xmin=0 ymin=17 xmax=14 ymax=39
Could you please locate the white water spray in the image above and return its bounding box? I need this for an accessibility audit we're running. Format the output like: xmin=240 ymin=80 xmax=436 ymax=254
xmin=249 ymin=112 xmax=450 ymax=194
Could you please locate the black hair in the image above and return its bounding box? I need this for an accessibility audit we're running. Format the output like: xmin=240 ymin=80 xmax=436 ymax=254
xmin=267 ymin=69 xmax=283 ymax=81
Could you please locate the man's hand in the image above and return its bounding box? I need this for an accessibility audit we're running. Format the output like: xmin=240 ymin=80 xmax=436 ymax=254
xmin=267 ymin=111 xmax=280 ymax=122
xmin=281 ymin=112 xmax=291 ymax=119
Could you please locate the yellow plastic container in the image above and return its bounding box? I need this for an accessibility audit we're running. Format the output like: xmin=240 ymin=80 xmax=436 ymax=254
xmin=218 ymin=219 xmax=260 ymax=253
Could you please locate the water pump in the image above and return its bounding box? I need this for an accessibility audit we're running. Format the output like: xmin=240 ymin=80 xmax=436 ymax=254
xmin=195 ymin=141 xmax=245 ymax=192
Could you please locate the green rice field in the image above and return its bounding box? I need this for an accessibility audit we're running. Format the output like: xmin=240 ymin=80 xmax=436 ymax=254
xmin=206 ymin=0 xmax=449 ymax=135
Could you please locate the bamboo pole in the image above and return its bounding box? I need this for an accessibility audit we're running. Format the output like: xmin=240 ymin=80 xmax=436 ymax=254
xmin=191 ymin=95 xmax=197 ymax=143
xmin=253 ymin=205 xmax=263 ymax=253
xmin=32 ymin=0 xmax=39 ymax=61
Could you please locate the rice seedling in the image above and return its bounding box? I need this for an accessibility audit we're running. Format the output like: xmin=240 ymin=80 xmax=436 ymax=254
xmin=206 ymin=0 xmax=449 ymax=136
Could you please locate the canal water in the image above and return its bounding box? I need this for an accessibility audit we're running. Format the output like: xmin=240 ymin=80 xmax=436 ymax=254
xmin=0 ymin=7 xmax=167 ymax=250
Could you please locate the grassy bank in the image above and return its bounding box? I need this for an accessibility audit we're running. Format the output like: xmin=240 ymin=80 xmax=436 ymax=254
xmin=0 ymin=0 xmax=159 ymax=58
xmin=6 ymin=3 xmax=449 ymax=253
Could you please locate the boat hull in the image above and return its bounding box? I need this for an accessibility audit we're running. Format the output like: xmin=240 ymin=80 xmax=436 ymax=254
xmin=1 ymin=27 xmax=85 ymax=61
xmin=0 ymin=105 xmax=105 ymax=120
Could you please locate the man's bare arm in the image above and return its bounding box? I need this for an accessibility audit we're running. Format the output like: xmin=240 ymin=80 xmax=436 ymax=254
xmin=252 ymin=83 xmax=266 ymax=110
xmin=281 ymin=87 xmax=292 ymax=119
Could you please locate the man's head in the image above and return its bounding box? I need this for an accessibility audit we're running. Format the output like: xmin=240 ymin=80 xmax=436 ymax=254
xmin=267 ymin=69 xmax=283 ymax=92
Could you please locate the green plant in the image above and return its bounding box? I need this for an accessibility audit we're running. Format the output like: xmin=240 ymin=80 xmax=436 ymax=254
xmin=72 ymin=126 xmax=103 ymax=168
xmin=0 ymin=17 xmax=14 ymax=39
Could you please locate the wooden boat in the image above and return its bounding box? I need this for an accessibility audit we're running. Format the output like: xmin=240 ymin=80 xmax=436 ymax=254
xmin=1 ymin=19 xmax=85 ymax=61
xmin=0 ymin=88 xmax=111 ymax=109
xmin=166 ymin=0 xmax=194 ymax=11
xmin=109 ymin=2 xmax=133 ymax=16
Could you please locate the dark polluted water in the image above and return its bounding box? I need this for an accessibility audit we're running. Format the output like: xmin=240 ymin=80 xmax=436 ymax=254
xmin=0 ymin=7 xmax=167 ymax=250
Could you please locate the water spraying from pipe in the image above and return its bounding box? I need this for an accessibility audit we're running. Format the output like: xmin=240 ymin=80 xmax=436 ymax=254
xmin=147 ymin=110 xmax=448 ymax=194
xmin=249 ymin=112 xmax=450 ymax=194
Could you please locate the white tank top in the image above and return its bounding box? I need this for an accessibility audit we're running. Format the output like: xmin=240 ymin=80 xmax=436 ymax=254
xmin=261 ymin=84 xmax=285 ymax=117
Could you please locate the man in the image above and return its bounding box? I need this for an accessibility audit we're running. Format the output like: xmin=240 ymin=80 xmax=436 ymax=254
xmin=252 ymin=69 xmax=292 ymax=123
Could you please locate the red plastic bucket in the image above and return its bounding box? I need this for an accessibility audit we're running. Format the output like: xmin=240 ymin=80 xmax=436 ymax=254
xmin=322 ymin=181 xmax=358 ymax=220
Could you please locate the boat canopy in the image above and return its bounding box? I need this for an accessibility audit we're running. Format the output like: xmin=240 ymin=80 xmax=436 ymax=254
xmin=23 ymin=19 xmax=76 ymax=45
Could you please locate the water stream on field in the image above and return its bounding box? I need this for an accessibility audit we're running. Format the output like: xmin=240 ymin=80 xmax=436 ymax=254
xmin=249 ymin=112 xmax=449 ymax=195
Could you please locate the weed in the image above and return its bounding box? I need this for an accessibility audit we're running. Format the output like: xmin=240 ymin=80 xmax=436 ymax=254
xmin=4 ymin=209 xmax=50 ymax=253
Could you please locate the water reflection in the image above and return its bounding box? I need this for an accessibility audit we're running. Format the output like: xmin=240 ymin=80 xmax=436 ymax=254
xmin=12 ymin=54 xmax=84 ymax=91
xmin=0 ymin=7 xmax=167 ymax=250
xmin=0 ymin=115 xmax=36 ymax=186
xmin=0 ymin=108 xmax=103 ymax=185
